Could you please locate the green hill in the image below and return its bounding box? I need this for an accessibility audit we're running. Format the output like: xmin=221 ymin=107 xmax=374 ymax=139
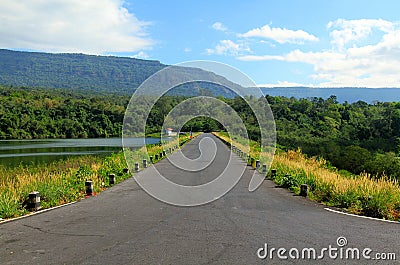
xmin=0 ymin=49 xmax=237 ymax=97
xmin=0 ymin=49 xmax=166 ymax=94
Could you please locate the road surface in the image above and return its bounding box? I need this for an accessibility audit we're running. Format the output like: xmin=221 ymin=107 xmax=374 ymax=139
xmin=0 ymin=133 xmax=399 ymax=264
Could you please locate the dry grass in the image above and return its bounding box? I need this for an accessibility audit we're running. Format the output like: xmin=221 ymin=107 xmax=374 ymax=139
xmin=0 ymin=133 xmax=198 ymax=219
xmin=214 ymin=132 xmax=400 ymax=221
xmin=0 ymin=154 xmax=128 ymax=218
xmin=273 ymin=149 xmax=400 ymax=220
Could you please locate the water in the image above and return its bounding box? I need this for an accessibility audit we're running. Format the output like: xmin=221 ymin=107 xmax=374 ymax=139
xmin=261 ymin=87 xmax=400 ymax=103
xmin=0 ymin=138 xmax=160 ymax=167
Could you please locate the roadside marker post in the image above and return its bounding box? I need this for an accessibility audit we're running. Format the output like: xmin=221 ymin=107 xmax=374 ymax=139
xmin=85 ymin=181 xmax=93 ymax=196
xmin=262 ymin=164 xmax=267 ymax=174
xmin=109 ymin=174 xmax=116 ymax=185
xmin=28 ymin=191 xmax=41 ymax=211
xmin=300 ymin=184 xmax=309 ymax=197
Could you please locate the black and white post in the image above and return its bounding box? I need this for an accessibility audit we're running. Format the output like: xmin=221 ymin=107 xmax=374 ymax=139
xmin=28 ymin=191 xmax=40 ymax=212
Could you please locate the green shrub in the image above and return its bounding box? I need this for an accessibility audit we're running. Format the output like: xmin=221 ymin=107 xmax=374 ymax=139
xmin=280 ymin=174 xmax=298 ymax=189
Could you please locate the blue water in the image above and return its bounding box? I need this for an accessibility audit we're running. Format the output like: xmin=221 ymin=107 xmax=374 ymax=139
xmin=261 ymin=87 xmax=400 ymax=103
xmin=0 ymin=137 xmax=160 ymax=167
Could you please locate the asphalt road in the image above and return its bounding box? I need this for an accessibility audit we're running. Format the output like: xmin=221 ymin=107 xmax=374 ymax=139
xmin=0 ymin=133 xmax=399 ymax=264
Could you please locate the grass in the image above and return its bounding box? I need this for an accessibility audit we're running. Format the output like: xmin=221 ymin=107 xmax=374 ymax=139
xmin=0 ymin=133 xmax=199 ymax=219
xmin=213 ymin=132 xmax=400 ymax=221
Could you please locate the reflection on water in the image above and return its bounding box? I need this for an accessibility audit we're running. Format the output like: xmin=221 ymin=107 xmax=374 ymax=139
xmin=0 ymin=138 xmax=160 ymax=167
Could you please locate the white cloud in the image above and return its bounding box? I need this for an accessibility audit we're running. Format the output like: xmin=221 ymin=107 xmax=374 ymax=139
xmin=241 ymin=24 xmax=319 ymax=44
xmin=212 ymin=22 xmax=228 ymax=32
xmin=258 ymin=81 xmax=315 ymax=88
xmin=0 ymin=0 xmax=154 ymax=54
xmin=328 ymin=18 xmax=394 ymax=50
xmin=206 ymin=40 xmax=250 ymax=56
xmin=238 ymin=54 xmax=283 ymax=61
xmin=239 ymin=19 xmax=400 ymax=87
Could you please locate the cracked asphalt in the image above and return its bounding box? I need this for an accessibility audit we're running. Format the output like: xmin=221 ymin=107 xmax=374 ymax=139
xmin=0 ymin=133 xmax=399 ymax=264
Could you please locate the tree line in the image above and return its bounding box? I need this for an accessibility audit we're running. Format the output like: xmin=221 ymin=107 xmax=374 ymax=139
xmin=264 ymin=95 xmax=400 ymax=179
xmin=1 ymin=86 xmax=400 ymax=180
xmin=0 ymin=86 xmax=127 ymax=139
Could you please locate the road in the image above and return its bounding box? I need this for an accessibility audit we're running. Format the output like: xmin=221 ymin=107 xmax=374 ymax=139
xmin=0 ymin=133 xmax=399 ymax=264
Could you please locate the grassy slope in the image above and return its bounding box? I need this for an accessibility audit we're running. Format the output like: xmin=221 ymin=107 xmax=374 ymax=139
xmin=213 ymin=132 xmax=400 ymax=221
xmin=0 ymin=133 xmax=198 ymax=219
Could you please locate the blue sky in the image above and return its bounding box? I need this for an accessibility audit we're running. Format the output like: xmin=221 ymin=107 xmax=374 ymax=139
xmin=1 ymin=0 xmax=400 ymax=87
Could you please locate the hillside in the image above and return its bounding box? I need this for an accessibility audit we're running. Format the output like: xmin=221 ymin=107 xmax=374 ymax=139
xmin=260 ymin=86 xmax=400 ymax=103
xmin=0 ymin=49 xmax=165 ymax=94
xmin=0 ymin=49 xmax=236 ymax=97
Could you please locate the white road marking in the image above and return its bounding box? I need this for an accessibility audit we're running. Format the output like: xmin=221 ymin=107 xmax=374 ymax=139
xmin=0 ymin=201 xmax=77 ymax=225
xmin=324 ymin=207 xmax=400 ymax=224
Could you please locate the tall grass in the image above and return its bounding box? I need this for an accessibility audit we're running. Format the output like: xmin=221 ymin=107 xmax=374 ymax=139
xmin=213 ymin=132 xmax=400 ymax=221
xmin=0 ymin=133 xmax=198 ymax=219
xmin=272 ymin=149 xmax=400 ymax=220
xmin=0 ymin=153 xmax=128 ymax=219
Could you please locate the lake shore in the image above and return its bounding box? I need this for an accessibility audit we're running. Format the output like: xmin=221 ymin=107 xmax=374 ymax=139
xmin=0 ymin=133 xmax=198 ymax=219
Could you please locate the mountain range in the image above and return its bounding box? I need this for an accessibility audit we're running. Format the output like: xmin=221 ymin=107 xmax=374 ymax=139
xmin=0 ymin=49 xmax=165 ymax=94
xmin=0 ymin=49 xmax=235 ymax=97
xmin=2 ymin=49 xmax=400 ymax=103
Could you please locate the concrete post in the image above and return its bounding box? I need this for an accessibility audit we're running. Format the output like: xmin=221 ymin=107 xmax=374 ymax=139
xmin=300 ymin=184 xmax=308 ymax=197
xmin=109 ymin=174 xmax=116 ymax=185
xmin=28 ymin=191 xmax=40 ymax=211
xmin=85 ymin=181 xmax=93 ymax=196
xmin=262 ymin=164 xmax=267 ymax=173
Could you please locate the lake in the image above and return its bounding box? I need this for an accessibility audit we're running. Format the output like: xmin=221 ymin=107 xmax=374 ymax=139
xmin=0 ymin=138 xmax=160 ymax=167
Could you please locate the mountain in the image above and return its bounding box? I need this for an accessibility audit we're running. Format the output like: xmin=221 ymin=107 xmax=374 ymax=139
xmin=0 ymin=49 xmax=165 ymax=94
xmin=0 ymin=49 xmax=241 ymax=97
xmin=260 ymin=86 xmax=400 ymax=103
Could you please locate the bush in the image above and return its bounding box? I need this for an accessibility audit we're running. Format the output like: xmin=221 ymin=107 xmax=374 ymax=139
xmin=280 ymin=174 xmax=298 ymax=189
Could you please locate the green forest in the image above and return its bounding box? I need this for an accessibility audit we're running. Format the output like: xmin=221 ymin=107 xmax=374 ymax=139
xmin=1 ymin=85 xmax=400 ymax=181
